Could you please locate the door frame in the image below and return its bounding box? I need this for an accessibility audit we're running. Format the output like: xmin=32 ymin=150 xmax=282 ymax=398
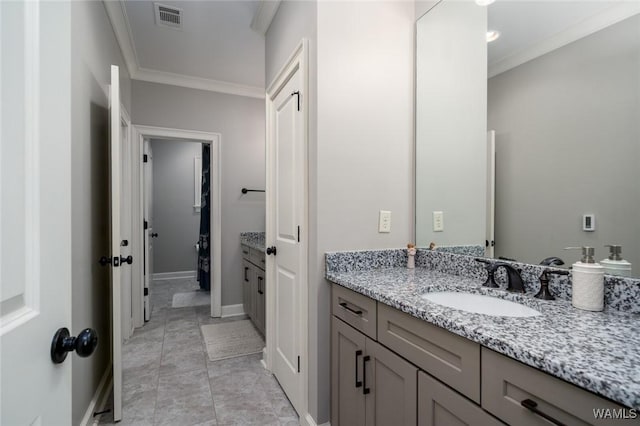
xmin=131 ymin=125 xmax=222 ymax=318
xmin=265 ymin=39 xmax=310 ymax=422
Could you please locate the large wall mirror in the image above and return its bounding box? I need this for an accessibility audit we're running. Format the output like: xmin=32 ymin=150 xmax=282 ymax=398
xmin=415 ymin=0 xmax=640 ymax=277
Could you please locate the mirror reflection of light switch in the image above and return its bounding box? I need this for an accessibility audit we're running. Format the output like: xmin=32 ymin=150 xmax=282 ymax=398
xmin=583 ymin=214 xmax=595 ymax=231
xmin=433 ymin=211 xmax=444 ymax=232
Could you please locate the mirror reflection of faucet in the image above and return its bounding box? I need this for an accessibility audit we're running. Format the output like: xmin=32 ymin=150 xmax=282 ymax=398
xmin=540 ymin=256 xmax=565 ymax=267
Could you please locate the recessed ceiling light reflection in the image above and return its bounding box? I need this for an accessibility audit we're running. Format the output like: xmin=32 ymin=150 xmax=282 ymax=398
xmin=486 ymin=30 xmax=501 ymax=43
xmin=476 ymin=0 xmax=496 ymax=6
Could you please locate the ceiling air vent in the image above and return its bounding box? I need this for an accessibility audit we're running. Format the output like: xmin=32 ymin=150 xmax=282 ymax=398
xmin=154 ymin=3 xmax=183 ymax=30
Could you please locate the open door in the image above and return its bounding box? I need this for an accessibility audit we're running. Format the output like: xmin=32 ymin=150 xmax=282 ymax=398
xmin=110 ymin=64 xmax=123 ymax=422
xmin=143 ymin=140 xmax=154 ymax=321
xmin=266 ymin=41 xmax=308 ymax=416
xmin=1 ymin=2 xmax=74 ymax=424
xmin=486 ymin=130 xmax=496 ymax=258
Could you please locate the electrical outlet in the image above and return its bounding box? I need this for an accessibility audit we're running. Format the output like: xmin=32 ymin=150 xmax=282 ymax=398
xmin=433 ymin=211 xmax=444 ymax=232
xmin=379 ymin=210 xmax=391 ymax=233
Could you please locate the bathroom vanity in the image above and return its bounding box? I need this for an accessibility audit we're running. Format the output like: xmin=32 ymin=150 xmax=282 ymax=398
xmin=240 ymin=232 xmax=266 ymax=335
xmin=327 ymin=250 xmax=640 ymax=426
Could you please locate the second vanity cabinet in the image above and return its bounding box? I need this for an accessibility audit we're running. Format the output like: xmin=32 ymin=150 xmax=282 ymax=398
xmin=331 ymin=283 xmax=635 ymax=426
xmin=242 ymin=244 xmax=266 ymax=336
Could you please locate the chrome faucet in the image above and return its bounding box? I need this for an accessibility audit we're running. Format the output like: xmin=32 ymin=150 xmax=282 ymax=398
xmin=493 ymin=263 xmax=526 ymax=293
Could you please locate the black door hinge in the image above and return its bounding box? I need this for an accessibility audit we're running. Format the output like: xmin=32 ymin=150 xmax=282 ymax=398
xmin=144 ymin=287 xmax=149 ymax=296
xmin=143 ymin=154 xmax=148 ymax=163
xmin=297 ymin=356 xmax=300 ymax=373
xmin=144 ymin=220 xmax=148 ymax=230
xmin=291 ymin=91 xmax=300 ymax=111
xmin=297 ymin=226 xmax=300 ymax=243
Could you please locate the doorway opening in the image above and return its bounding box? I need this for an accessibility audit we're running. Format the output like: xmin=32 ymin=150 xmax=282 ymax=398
xmin=131 ymin=125 xmax=222 ymax=322
xmin=144 ymin=138 xmax=211 ymax=317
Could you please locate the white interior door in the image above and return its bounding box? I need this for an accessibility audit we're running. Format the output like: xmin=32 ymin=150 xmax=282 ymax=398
xmin=1 ymin=2 xmax=73 ymax=424
xmin=110 ymin=65 xmax=123 ymax=422
xmin=120 ymin=111 xmax=133 ymax=340
xmin=143 ymin=140 xmax=154 ymax=320
xmin=267 ymin=46 xmax=307 ymax=416
xmin=486 ymin=130 xmax=496 ymax=258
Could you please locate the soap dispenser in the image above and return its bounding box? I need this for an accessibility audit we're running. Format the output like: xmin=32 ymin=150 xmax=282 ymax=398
xmin=564 ymin=246 xmax=605 ymax=311
xmin=601 ymin=245 xmax=632 ymax=277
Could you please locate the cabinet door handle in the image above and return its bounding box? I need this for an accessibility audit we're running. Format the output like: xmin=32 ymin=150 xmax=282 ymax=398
xmin=521 ymin=399 xmax=566 ymax=426
xmin=244 ymin=267 xmax=249 ymax=282
xmin=354 ymin=350 xmax=363 ymax=388
xmin=258 ymin=277 xmax=264 ymax=294
xmin=339 ymin=302 xmax=362 ymax=316
xmin=362 ymin=355 xmax=371 ymax=395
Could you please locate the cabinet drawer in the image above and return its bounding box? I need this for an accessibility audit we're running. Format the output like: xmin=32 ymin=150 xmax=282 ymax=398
xmin=418 ymin=372 xmax=504 ymax=426
xmin=241 ymin=244 xmax=251 ymax=260
xmin=482 ymin=348 xmax=637 ymax=426
xmin=332 ymin=284 xmax=377 ymax=340
xmin=377 ymin=303 xmax=480 ymax=403
xmin=250 ymin=248 xmax=266 ymax=270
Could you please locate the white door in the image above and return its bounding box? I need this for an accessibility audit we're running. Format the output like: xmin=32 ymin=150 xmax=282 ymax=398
xmin=110 ymin=65 xmax=124 ymax=422
xmin=486 ymin=130 xmax=496 ymax=258
xmin=120 ymin=112 xmax=134 ymax=340
xmin=143 ymin=140 xmax=154 ymax=320
xmin=266 ymin=43 xmax=307 ymax=416
xmin=1 ymin=1 xmax=73 ymax=424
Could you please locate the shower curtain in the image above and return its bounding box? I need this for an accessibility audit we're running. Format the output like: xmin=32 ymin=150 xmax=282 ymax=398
xmin=197 ymin=144 xmax=211 ymax=291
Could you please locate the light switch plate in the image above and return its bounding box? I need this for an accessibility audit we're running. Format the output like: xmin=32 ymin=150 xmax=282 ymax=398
xmin=379 ymin=210 xmax=391 ymax=233
xmin=433 ymin=211 xmax=444 ymax=232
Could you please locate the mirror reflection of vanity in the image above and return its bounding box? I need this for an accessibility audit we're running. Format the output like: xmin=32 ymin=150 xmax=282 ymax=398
xmin=415 ymin=0 xmax=640 ymax=277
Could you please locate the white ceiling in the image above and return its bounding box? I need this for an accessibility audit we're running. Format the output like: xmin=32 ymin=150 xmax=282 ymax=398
xmin=122 ymin=0 xmax=266 ymax=89
xmin=487 ymin=1 xmax=639 ymax=75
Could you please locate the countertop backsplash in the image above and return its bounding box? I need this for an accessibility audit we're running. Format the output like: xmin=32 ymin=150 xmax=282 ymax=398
xmin=325 ymin=247 xmax=640 ymax=313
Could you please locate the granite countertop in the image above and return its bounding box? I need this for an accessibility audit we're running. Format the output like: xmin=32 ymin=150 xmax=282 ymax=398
xmin=326 ymin=266 xmax=640 ymax=409
xmin=240 ymin=232 xmax=265 ymax=252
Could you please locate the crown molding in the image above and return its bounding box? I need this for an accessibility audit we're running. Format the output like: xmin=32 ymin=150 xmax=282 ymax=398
xmin=135 ymin=67 xmax=265 ymax=99
xmin=489 ymin=3 xmax=640 ymax=78
xmin=103 ymin=0 xmax=265 ymax=99
xmin=251 ymin=0 xmax=282 ymax=35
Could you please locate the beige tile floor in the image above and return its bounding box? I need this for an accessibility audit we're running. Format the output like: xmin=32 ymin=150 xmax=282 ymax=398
xmin=99 ymin=278 xmax=298 ymax=426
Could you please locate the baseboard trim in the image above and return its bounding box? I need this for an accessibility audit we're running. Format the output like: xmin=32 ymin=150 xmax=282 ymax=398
xmin=152 ymin=270 xmax=196 ymax=281
xmin=301 ymin=413 xmax=330 ymax=426
xmin=220 ymin=303 xmax=245 ymax=318
xmin=79 ymin=364 xmax=111 ymax=426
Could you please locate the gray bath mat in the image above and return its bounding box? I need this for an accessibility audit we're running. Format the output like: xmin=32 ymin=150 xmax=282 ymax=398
xmin=201 ymin=320 xmax=264 ymax=361
xmin=172 ymin=291 xmax=210 ymax=308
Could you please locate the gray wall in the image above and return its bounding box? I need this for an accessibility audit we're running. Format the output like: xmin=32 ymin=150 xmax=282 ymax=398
xmin=415 ymin=1 xmax=487 ymax=248
xmin=150 ymin=140 xmax=202 ymax=274
xmin=70 ymin=1 xmax=132 ymax=424
xmin=132 ymin=81 xmax=265 ymax=306
xmin=488 ymin=14 xmax=640 ymax=272
xmin=266 ymin=1 xmax=414 ymax=422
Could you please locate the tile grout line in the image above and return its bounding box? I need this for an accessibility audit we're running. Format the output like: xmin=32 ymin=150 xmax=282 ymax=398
xmin=150 ymin=307 xmax=168 ymax=426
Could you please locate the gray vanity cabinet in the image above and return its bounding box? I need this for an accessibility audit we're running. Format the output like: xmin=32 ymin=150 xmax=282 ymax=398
xmin=331 ymin=316 xmax=418 ymax=426
xmin=482 ymin=348 xmax=636 ymax=426
xmin=241 ymin=244 xmax=265 ymax=336
xmin=255 ymin=269 xmax=265 ymax=335
xmin=418 ymin=372 xmax=503 ymax=426
xmin=332 ymin=316 xmax=366 ymax=426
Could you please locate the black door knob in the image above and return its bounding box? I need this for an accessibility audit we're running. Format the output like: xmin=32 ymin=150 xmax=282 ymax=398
xmin=266 ymin=246 xmax=277 ymax=256
xmin=151 ymin=232 xmax=159 ymax=238
xmin=120 ymin=255 xmax=133 ymax=265
xmin=51 ymin=327 xmax=98 ymax=364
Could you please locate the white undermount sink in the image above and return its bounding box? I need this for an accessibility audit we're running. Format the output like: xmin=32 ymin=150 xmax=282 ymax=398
xmin=422 ymin=292 xmax=541 ymax=317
